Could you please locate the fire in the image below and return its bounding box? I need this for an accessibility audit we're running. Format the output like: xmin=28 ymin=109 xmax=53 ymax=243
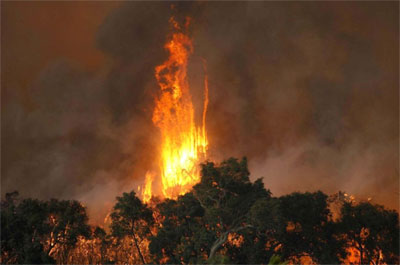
xmin=142 ymin=172 xmax=154 ymax=203
xmin=143 ymin=16 xmax=208 ymax=201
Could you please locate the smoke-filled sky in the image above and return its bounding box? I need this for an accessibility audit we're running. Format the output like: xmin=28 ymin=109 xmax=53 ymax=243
xmin=2 ymin=1 xmax=398 ymax=222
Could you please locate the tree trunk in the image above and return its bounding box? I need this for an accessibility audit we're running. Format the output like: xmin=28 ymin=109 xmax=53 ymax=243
xmin=133 ymin=233 xmax=146 ymax=264
xmin=208 ymin=224 xmax=252 ymax=261
xmin=208 ymin=231 xmax=229 ymax=261
xmin=359 ymin=247 xmax=363 ymax=265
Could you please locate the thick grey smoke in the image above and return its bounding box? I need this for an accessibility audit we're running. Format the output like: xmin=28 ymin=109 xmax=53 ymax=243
xmin=2 ymin=2 xmax=398 ymax=222
xmin=191 ymin=2 xmax=398 ymax=210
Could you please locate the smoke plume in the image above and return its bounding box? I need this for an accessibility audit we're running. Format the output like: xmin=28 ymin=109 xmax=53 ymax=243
xmin=2 ymin=2 xmax=398 ymax=223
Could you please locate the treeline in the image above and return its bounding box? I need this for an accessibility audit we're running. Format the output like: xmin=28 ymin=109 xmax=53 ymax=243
xmin=1 ymin=158 xmax=399 ymax=264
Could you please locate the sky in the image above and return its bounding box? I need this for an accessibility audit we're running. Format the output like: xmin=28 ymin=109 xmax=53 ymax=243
xmin=2 ymin=1 xmax=398 ymax=223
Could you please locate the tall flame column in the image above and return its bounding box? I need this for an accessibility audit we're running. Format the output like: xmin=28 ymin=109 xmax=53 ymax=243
xmin=143 ymin=17 xmax=208 ymax=201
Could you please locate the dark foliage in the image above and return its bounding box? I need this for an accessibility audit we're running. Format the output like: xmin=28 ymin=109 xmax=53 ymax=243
xmin=1 ymin=192 xmax=90 ymax=264
xmin=1 ymin=158 xmax=399 ymax=264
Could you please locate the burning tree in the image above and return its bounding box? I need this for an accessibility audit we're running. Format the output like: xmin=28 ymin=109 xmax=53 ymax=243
xmin=337 ymin=201 xmax=399 ymax=264
xmin=0 ymin=192 xmax=90 ymax=264
xmin=1 ymin=192 xmax=54 ymax=264
xmin=109 ymin=191 xmax=154 ymax=264
xmin=192 ymin=158 xmax=271 ymax=262
xmin=148 ymin=192 xmax=206 ymax=264
xmin=1 ymin=159 xmax=399 ymax=264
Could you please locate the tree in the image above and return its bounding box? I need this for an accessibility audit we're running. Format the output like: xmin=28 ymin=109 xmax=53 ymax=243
xmin=149 ymin=192 xmax=207 ymax=264
xmin=241 ymin=197 xmax=286 ymax=263
xmin=149 ymin=158 xmax=271 ymax=264
xmin=110 ymin=191 xmax=154 ymax=264
xmin=276 ymin=191 xmax=346 ymax=264
xmin=1 ymin=192 xmax=91 ymax=264
xmin=45 ymin=199 xmax=91 ymax=264
xmin=244 ymin=191 xmax=346 ymax=264
xmin=2 ymin=158 xmax=399 ymax=265
xmin=66 ymin=226 xmax=115 ymax=264
xmin=93 ymin=226 xmax=112 ymax=264
xmin=192 ymin=157 xmax=271 ymax=261
xmin=338 ymin=201 xmax=399 ymax=264
xmin=1 ymin=192 xmax=55 ymax=264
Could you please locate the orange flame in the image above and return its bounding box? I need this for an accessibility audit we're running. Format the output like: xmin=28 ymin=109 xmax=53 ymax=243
xmin=143 ymin=17 xmax=208 ymax=201
xmin=142 ymin=172 xmax=154 ymax=203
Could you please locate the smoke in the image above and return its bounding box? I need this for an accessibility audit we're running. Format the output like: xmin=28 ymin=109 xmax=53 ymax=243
xmin=2 ymin=60 xmax=154 ymax=220
xmin=2 ymin=1 xmax=398 ymax=223
xmin=191 ymin=2 xmax=398 ymax=209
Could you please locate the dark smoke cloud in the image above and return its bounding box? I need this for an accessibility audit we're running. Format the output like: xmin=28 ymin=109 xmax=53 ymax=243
xmin=2 ymin=2 xmax=398 ymax=223
xmin=191 ymin=2 xmax=398 ymax=210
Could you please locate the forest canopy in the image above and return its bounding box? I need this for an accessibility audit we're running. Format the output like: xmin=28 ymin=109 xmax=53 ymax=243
xmin=1 ymin=158 xmax=399 ymax=264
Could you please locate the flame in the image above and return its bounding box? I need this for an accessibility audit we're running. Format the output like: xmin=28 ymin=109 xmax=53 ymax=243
xmin=143 ymin=16 xmax=208 ymax=201
xmin=143 ymin=171 xmax=154 ymax=203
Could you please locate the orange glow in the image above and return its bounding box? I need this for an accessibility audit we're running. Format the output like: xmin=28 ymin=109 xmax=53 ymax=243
xmin=142 ymin=171 xmax=154 ymax=203
xmin=142 ymin=16 xmax=208 ymax=201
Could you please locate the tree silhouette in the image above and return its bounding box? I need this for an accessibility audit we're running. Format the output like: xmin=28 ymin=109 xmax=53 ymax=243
xmin=338 ymin=201 xmax=399 ymax=264
xmin=2 ymin=157 xmax=399 ymax=265
xmin=193 ymin=157 xmax=271 ymax=261
xmin=110 ymin=191 xmax=154 ymax=264
xmin=1 ymin=192 xmax=90 ymax=264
